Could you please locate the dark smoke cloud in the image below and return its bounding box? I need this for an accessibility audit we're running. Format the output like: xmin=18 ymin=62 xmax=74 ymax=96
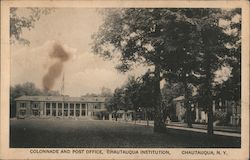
xmin=49 ymin=43 xmax=70 ymax=61
xmin=43 ymin=43 xmax=70 ymax=90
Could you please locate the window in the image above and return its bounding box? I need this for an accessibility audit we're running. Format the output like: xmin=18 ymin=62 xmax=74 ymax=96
xmin=32 ymin=110 xmax=39 ymax=116
xmin=76 ymin=110 xmax=80 ymax=117
xmin=63 ymin=110 xmax=68 ymax=116
xmin=58 ymin=104 xmax=63 ymax=116
xmin=70 ymin=104 xmax=74 ymax=116
xmin=52 ymin=103 xmax=56 ymax=109
xmin=94 ymin=103 xmax=101 ymax=109
xmin=52 ymin=110 xmax=56 ymax=116
xmin=76 ymin=104 xmax=80 ymax=109
xmin=75 ymin=104 xmax=80 ymax=117
xmin=20 ymin=110 xmax=26 ymax=116
xmin=81 ymin=103 xmax=86 ymax=109
xmin=81 ymin=110 xmax=86 ymax=116
xmin=20 ymin=103 xmax=26 ymax=108
xmin=46 ymin=103 xmax=51 ymax=116
xmin=46 ymin=103 xmax=50 ymax=109
xmin=32 ymin=103 xmax=39 ymax=109
xmin=58 ymin=110 xmax=62 ymax=116
xmin=70 ymin=110 xmax=74 ymax=116
xmin=46 ymin=110 xmax=50 ymax=116
xmin=70 ymin=103 xmax=74 ymax=109
xmin=58 ymin=103 xmax=62 ymax=109
xmin=64 ymin=103 xmax=68 ymax=109
xmin=51 ymin=103 xmax=56 ymax=116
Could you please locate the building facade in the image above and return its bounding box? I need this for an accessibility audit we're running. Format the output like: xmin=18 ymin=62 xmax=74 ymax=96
xmin=15 ymin=96 xmax=108 ymax=119
xmin=111 ymin=110 xmax=135 ymax=121
xmin=173 ymin=96 xmax=241 ymax=126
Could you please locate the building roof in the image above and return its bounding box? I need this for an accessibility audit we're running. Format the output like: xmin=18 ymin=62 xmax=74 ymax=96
xmin=117 ymin=110 xmax=125 ymax=114
xmin=15 ymin=95 xmax=106 ymax=103
xmin=112 ymin=110 xmax=135 ymax=114
xmin=173 ymin=96 xmax=185 ymax=101
xmin=127 ymin=110 xmax=135 ymax=113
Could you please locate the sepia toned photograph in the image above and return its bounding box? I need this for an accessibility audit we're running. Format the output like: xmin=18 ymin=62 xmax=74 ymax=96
xmin=1 ymin=1 xmax=249 ymax=160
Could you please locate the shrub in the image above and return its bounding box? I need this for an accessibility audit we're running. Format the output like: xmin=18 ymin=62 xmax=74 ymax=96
xmin=213 ymin=110 xmax=229 ymax=125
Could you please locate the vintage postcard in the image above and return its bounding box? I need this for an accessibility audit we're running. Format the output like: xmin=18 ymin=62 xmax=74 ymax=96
xmin=0 ymin=0 xmax=249 ymax=160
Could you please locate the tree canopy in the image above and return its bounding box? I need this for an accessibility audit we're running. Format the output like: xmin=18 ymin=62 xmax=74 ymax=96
xmin=10 ymin=7 xmax=54 ymax=45
xmin=92 ymin=8 xmax=241 ymax=133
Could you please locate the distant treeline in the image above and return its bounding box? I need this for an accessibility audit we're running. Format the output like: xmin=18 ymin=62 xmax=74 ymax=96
xmin=10 ymin=82 xmax=59 ymax=118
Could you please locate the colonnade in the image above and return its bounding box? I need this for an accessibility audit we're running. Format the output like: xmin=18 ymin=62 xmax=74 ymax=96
xmin=44 ymin=102 xmax=88 ymax=117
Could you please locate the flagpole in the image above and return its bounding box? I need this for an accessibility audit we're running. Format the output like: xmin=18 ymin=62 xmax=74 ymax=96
xmin=61 ymin=72 xmax=65 ymax=96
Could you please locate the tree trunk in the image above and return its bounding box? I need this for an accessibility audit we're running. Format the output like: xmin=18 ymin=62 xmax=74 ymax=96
xmin=183 ymin=75 xmax=193 ymax=128
xmin=206 ymin=84 xmax=214 ymax=135
xmin=145 ymin=109 xmax=149 ymax=127
xmin=134 ymin=112 xmax=136 ymax=124
xmin=186 ymin=103 xmax=193 ymax=128
xmin=204 ymin=53 xmax=214 ymax=135
xmin=207 ymin=100 xmax=214 ymax=135
xmin=153 ymin=64 xmax=166 ymax=133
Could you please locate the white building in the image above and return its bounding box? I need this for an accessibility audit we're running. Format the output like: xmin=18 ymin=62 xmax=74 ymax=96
xmin=15 ymin=95 xmax=109 ymax=119
xmin=173 ymin=96 xmax=241 ymax=126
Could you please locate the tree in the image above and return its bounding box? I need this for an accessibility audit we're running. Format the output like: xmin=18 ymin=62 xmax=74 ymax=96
xmin=122 ymin=75 xmax=152 ymax=124
xmin=10 ymin=7 xmax=54 ymax=45
xmin=159 ymin=12 xmax=202 ymax=128
xmin=161 ymin=81 xmax=185 ymax=122
xmin=215 ymin=8 xmax=241 ymax=102
xmin=137 ymin=71 xmax=157 ymax=124
xmin=123 ymin=76 xmax=141 ymax=111
xmin=105 ymin=88 xmax=122 ymax=110
xmin=104 ymin=96 xmax=116 ymax=113
xmin=92 ymin=8 xmax=239 ymax=134
xmin=160 ymin=9 xmax=239 ymax=134
xmin=100 ymin=87 xmax=112 ymax=97
xmin=92 ymin=8 xmax=195 ymax=132
xmin=179 ymin=9 xmax=239 ymax=134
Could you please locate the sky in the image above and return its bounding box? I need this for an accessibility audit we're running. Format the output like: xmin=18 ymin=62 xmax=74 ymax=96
xmin=10 ymin=8 xmax=234 ymax=97
xmin=11 ymin=8 xmax=148 ymax=96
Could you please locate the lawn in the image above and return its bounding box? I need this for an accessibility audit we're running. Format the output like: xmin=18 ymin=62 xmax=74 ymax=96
xmin=10 ymin=119 xmax=240 ymax=148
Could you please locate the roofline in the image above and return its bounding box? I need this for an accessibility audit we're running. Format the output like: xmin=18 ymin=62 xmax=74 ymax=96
xmin=15 ymin=95 xmax=106 ymax=102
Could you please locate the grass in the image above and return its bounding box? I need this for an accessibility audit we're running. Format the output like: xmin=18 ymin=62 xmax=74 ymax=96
xmin=10 ymin=119 xmax=240 ymax=148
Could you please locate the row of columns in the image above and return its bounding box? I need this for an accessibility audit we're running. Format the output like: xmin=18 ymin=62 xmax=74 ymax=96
xmin=45 ymin=102 xmax=88 ymax=117
xmin=194 ymin=100 xmax=223 ymax=123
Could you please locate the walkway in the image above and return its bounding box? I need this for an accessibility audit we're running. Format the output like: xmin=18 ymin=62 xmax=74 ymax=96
xmin=123 ymin=120 xmax=241 ymax=137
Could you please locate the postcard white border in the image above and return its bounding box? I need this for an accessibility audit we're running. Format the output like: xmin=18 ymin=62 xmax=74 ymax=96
xmin=1 ymin=1 xmax=249 ymax=160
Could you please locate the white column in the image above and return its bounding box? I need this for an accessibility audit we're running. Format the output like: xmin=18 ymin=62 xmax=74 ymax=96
xmin=212 ymin=100 xmax=215 ymax=112
xmin=205 ymin=112 xmax=208 ymax=123
xmin=195 ymin=107 xmax=199 ymax=122
xmin=44 ymin=103 xmax=46 ymax=116
xmin=109 ymin=113 xmax=112 ymax=121
xmin=62 ymin=103 xmax=64 ymax=117
xmin=56 ymin=102 xmax=58 ymax=116
xmin=50 ymin=102 xmax=52 ymax=116
xmin=86 ymin=103 xmax=88 ymax=116
xmin=122 ymin=113 xmax=125 ymax=120
xmin=68 ymin=103 xmax=70 ymax=117
xmin=80 ymin=104 xmax=82 ymax=116
xmin=74 ymin=103 xmax=76 ymax=117
xmin=230 ymin=116 xmax=233 ymax=125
